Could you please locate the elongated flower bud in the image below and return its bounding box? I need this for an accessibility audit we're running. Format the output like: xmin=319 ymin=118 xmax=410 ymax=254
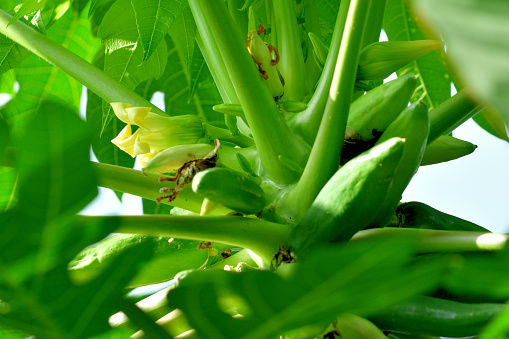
xmin=421 ymin=135 xmax=477 ymax=166
xmin=142 ymin=144 xmax=215 ymax=174
xmin=357 ymin=40 xmax=444 ymax=81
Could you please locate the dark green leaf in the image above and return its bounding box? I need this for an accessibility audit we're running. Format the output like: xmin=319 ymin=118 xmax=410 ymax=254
xmin=16 ymin=100 xmax=97 ymax=226
xmin=89 ymin=0 xmax=116 ymax=18
xmin=0 ymin=215 xmax=154 ymax=338
xmin=316 ymin=0 xmax=339 ymax=47
xmin=131 ymin=0 xmax=188 ymax=62
xmin=383 ymin=0 xmax=451 ymax=109
xmin=168 ymin=237 xmax=446 ymax=338
xmin=412 ymin=0 xmax=509 ymax=125
xmin=445 ymin=248 xmax=509 ymax=301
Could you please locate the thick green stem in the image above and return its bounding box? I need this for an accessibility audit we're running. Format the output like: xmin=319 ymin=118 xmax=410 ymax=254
xmin=288 ymin=0 xmax=351 ymax=145
xmin=87 ymin=215 xmax=291 ymax=266
xmin=0 ymin=10 xmax=163 ymax=115
xmin=278 ymin=0 xmax=372 ymax=221
xmin=195 ymin=22 xmax=238 ymax=104
xmin=92 ymin=162 xmax=231 ymax=215
xmin=273 ymin=0 xmax=307 ymax=101
xmin=428 ymin=90 xmax=483 ymax=144
xmin=228 ymin=0 xmax=248 ymax=36
xmin=189 ymin=0 xmax=309 ymax=185
xmin=353 ymin=228 xmax=508 ymax=252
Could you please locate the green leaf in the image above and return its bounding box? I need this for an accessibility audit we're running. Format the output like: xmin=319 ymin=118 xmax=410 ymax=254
xmin=156 ymin=36 xmax=224 ymax=126
xmin=0 ymin=0 xmax=19 ymax=12
xmin=0 ymin=7 xmax=99 ymax=137
xmin=168 ymin=5 xmax=196 ymax=73
xmin=16 ymin=101 xmax=97 ymax=225
xmin=142 ymin=198 xmax=172 ymax=214
xmin=89 ymin=0 xmax=116 ymax=18
xmin=0 ymin=69 xmax=16 ymax=96
xmin=0 ymin=167 xmax=17 ymax=212
xmin=168 ymin=237 xmax=446 ymax=338
xmin=0 ymin=31 xmax=31 ymax=76
xmin=383 ymin=0 xmax=451 ymax=109
xmin=316 ymin=0 xmax=339 ymax=47
xmin=473 ymin=107 xmax=509 ymax=143
xmin=0 ymin=214 xmax=155 ymax=338
xmin=97 ymin=0 xmax=167 ymax=131
xmin=131 ymin=0 xmax=189 ymax=62
xmin=445 ymin=248 xmax=509 ymax=301
xmin=86 ymin=49 xmax=135 ymax=171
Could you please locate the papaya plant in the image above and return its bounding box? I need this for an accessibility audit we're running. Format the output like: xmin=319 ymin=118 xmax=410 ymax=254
xmin=1 ymin=0 xmax=509 ymax=338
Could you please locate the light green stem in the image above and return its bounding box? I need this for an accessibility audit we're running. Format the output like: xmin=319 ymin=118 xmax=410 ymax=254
xmin=93 ymin=162 xmax=231 ymax=215
xmin=205 ymin=124 xmax=254 ymax=147
xmin=88 ymin=215 xmax=291 ymax=265
xmin=279 ymin=0 xmax=372 ymax=221
xmin=428 ymin=90 xmax=483 ymax=144
xmin=288 ymin=0 xmax=351 ymax=145
xmin=360 ymin=0 xmax=386 ymax=48
xmin=0 ymin=10 xmax=164 ymax=115
xmin=273 ymin=0 xmax=307 ymax=101
xmin=353 ymin=228 xmax=508 ymax=252
xmin=189 ymin=0 xmax=309 ymax=185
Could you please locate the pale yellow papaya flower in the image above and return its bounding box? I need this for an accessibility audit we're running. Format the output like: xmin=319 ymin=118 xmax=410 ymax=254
xmin=110 ymin=103 xmax=205 ymax=161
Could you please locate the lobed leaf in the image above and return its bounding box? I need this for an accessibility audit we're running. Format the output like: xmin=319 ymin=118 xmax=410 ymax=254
xmin=411 ymin=0 xmax=509 ymax=126
xmin=168 ymin=237 xmax=447 ymax=338
xmin=131 ymin=0 xmax=188 ymax=62
xmin=383 ymin=0 xmax=451 ymax=110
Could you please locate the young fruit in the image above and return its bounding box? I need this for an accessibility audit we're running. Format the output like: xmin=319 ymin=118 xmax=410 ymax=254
xmin=346 ymin=75 xmax=417 ymax=142
xmin=192 ymin=167 xmax=266 ymax=215
xmin=288 ymin=138 xmax=405 ymax=258
xmin=368 ymin=101 xmax=430 ymax=228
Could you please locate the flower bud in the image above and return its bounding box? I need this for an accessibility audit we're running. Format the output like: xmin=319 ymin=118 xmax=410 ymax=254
xmin=357 ymin=40 xmax=444 ymax=81
xmin=110 ymin=103 xmax=206 ymax=160
xmin=142 ymin=143 xmax=215 ymax=174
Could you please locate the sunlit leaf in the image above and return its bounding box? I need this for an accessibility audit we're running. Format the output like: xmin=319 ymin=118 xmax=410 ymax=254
xmin=169 ymin=237 xmax=446 ymax=338
xmin=411 ymin=0 xmax=509 ymax=125
xmin=383 ymin=0 xmax=451 ymax=109
xmin=168 ymin=5 xmax=196 ymax=73
xmin=0 ymin=7 xmax=99 ymax=137
xmin=131 ymin=0 xmax=188 ymax=62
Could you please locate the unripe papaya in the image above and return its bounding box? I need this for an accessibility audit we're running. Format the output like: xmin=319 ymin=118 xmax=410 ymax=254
xmin=347 ymin=75 xmax=417 ymax=141
xmin=368 ymin=101 xmax=430 ymax=228
xmin=68 ymin=234 xmax=230 ymax=288
xmin=288 ymin=138 xmax=405 ymax=258
xmin=192 ymin=167 xmax=265 ymax=215
xmin=421 ymin=135 xmax=477 ymax=166
xmin=357 ymin=40 xmax=443 ymax=81
xmin=390 ymin=201 xmax=489 ymax=232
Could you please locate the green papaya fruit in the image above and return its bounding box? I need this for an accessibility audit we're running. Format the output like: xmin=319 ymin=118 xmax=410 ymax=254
xmin=346 ymin=75 xmax=417 ymax=142
xmin=192 ymin=167 xmax=266 ymax=215
xmin=288 ymin=138 xmax=405 ymax=258
xmin=368 ymin=101 xmax=430 ymax=228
